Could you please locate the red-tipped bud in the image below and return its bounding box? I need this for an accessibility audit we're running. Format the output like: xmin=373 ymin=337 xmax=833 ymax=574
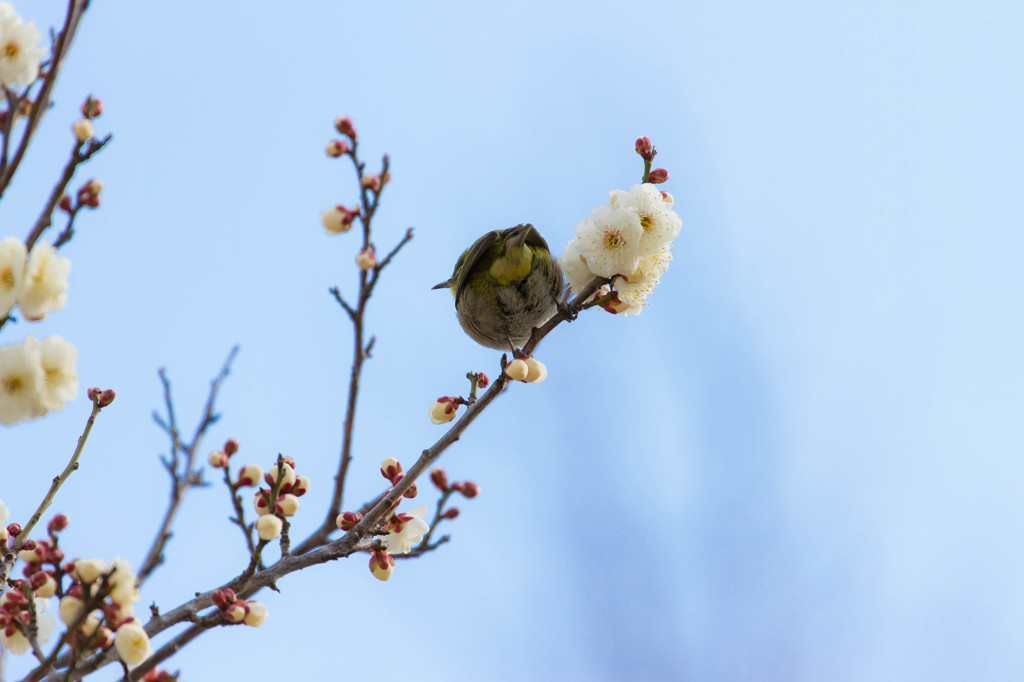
xmin=369 ymin=549 xmax=394 ymax=581
xmin=454 ymin=481 xmax=480 ymax=498
xmin=291 ymin=476 xmax=310 ymax=497
xmin=81 ymin=96 xmax=103 ymax=119
xmin=92 ymin=625 xmax=114 ymax=649
xmin=48 ymin=514 xmax=69 ymax=533
xmin=336 ymin=511 xmax=363 ymax=531
xmin=20 ymin=539 xmax=36 ymax=551
xmin=380 ymin=457 xmax=402 ymax=483
xmin=325 ymin=139 xmax=349 ymax=157
xmin=208 ymin=450 xmax=229 ymax=468
xmin=223 ymin=438 xmax=239 ymax=455
xmin=429 ymin=396 xmax=459 ymax=424
xmin=236 ymin=464 xmax=262 ymax=487
xmin=441 ymin=507 xmax=460 ymax=520
xmin=403 ymin=482 xmax=418 ymax=499
xmin=7 ymin=523 xmax=22 ymax=537
xmin=212 ymin=588 xmax=236 ymax=609
xmin=430 ymin=467 xmax=449 ymax=491
xmin=282 ymin=456 xmax=295 ymax=469
xmin=58 ymin=194 xmax=72 ymax=213
xmin=29 ymin=571 xmax=57 ymax=598
xmin=224 ymin=602 xmax=248 ymax=623
xmin=635 ymin=136 xmax=654 ymax=161
xmin=648 ymin=168 xmax=669 ymax=184
xmin=334 ymin=116 xmax=357 ymax=139
xmin=356 ymin=246 xmax=376 ymax=270
xmin=476 ymin=372 xmax=489 ymax=389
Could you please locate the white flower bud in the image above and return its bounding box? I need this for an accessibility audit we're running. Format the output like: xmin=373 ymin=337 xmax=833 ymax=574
xmin=73 ymin=558 xmax=107 ymax=584
xmin=59 ymin=595 xmax=85 ymax=626
xmin=243 ymin=600 xmax=268 ymax=627
xmin=504 ymin=358 xmax=529 ymax=381
xmin=72 ymin=118 xmax=94 ymax=143
xmin=256 ymin=513 xmax=283 ymax=541
xmin=114 ymin=621 xmax=152 ymax=667
xmin=276 ymin=493 xmax=300 ymax=516
xmin=524 ymin=357 xmax=547 ymax=383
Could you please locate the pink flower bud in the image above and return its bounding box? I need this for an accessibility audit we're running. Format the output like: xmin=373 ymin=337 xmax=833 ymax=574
xmin=30 ymin=571 xmax=57 ymax=599
xmin=81 ymin=179 xmax=103 ymax=196
xmin=223 ymin=438 xmax=239 ymax=455
xmin=98 ymin=389 xmax=115 ymax=407
xmin=369 ymin=550 xmax=394 ymax=581
xmin=336 ymin=511 xmax=363 ymax=531
xmin=430 ymin=467 xmax=449 ymax=491
xmin=58 ymin=194 xmax=72 ymax=213
xmin=212 ymin=588 xmax=237 ymax=609
xmin=81 ymin=96 xmax=103 ymax=118
xmin=476 ymin=372 xmax=489 ymax=389
xmin=325 ymin=139 xmax=350 ymax=157
xmin=648 ymin=168 xmax=669 ymax=184
xmin=7 ymin=523 xmax=22 ymax=537
xmin=441 ymin=507 xmax=460 ymax=520
xmin=334 ymin=116 xmax=357 ymax=139
xmin=81 ymin=193 xmax=101 ymax=209
xmin=403 ymin=482 xmax=418 ymax=499
xmin=361 ymin=174 xmax=381 ymax=192
xmin=48 ymin=514 xmax=69 ymax=533
xmin=454 ymin=481 xmax=480 ymax=498
xmin=635 ymin=136 xmax=654 ymax=161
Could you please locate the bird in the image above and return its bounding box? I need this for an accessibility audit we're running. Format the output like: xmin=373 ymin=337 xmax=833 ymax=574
xmin=433 ymin=224 xmax=564 ymax=351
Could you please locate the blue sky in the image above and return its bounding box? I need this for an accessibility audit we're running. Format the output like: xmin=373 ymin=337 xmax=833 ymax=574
xmin=2 ymin=1 xmax=1022 ymax=680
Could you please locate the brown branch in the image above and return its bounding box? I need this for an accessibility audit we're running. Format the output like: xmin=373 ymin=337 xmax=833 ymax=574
xmin=136 ymin=347 xmax=239 ymax=585
xmin=0 ymin=0 xmax=91 ymax=200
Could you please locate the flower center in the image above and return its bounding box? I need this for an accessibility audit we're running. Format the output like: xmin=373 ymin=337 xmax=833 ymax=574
xmin=603 ymin=229 xmax=624 ymax=248
xmin=3 ymin=43 xmax=18 ymax=59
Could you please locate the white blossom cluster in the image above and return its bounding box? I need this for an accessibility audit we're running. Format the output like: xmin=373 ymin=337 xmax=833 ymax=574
xmin=0 ymin=2 xmax=43 ymax=88
xmin=559 ymin=183 xmax=682 ymax=315
xmin=0 ymin=335 xmax=78 ymax=425
xmin=1 ymin=237 xmax=71 ymax=321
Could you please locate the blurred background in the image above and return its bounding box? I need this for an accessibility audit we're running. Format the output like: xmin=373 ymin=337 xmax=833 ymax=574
xmin=2 ymin=0 xmax=1022 ymax=679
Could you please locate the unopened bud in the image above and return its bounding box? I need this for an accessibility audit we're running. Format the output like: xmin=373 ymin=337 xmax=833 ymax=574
xmin=334 ymin=116 xmax=357 ymax=139
xmin=94 ymin=389 xmax=115 ymax=407
xmin=504 ymin=358 xmax=529 ymax=381
xmin=476 ymin=372 xmax=489 ymax=389
xmin=380 ymin=457 xmax=402 ymax=482
xmin=81 ymin=179 xmax=103 ymax=196
xmin=58 ymin=194 xmax=72 ymax=212
xmin=648 ymin=168 xmax=669 ymax=184
xmin=336 ymin=511 xmax=363 ymax=531
xmin=236 ymin=464 xmax=262 ymax=487
xmin=59 ymin=595 xmax=85 ymax=626
xmin=428 ymin=396 xmax=458 ymax=424
xmin=325 ymin=139 xmax=349 ymax=157
xmin=92 ymin=625 xmax=114 ymax=649
xmin=223 ymin=438 xmax=239 ymax=455
xmin=48 ymin=514 xmax=69 ymax=533
xmin=16 ymin=99 xmax=31 ymax=117
xmin=430 ymin=467 xmax=449 ymax=491
xmin=6 ymin=522 xmax=22 ymax=537
xmin=321 ymin=205 xmax=358 ymax=235
xmin=243 ymin=600 xmax=268 ymax=627
xmin=256 ymin=513 xmax=283 ymax=541
xmin=208 ymin=450 xmax=229 ymax=468
xmin=72 ymin=118 xmax=94 ymax=143
xmin=660 ymin=191 xmax=675 ymax=207
xmin=81 ymin=193 xmax=101 ymax=208
xmin=291 ymin=476 xmax=310 ymax=496
xmin=212 ymin=588 xmax=237 ymax=609
xmin=361 ymin=174 xmax=381 ymax=192
xmin=524 ymin=357 xmax=547 ymax=383
xmin=355 ymin=246 xmax=376 ymax=270
xmin=403 ymin=482 xmax=418 ymax=499
xmin=254 ymin=489 xmax=271 ymax=514
xmin=275 ymin=494 xmax=300 ymax=516
xmin=224 ymin=602 xmax=248 ymax=623
xmin=30 ymin=571 xmax=57 ymax=598
xmin=73 ymin=558 xmax=107 ymax=584
xmin=441 ymin=507 xmax=460 ymax=520
xmin=81 ymin=96 xmax=103 ymax=118
xmin=266 ymin=461 xmax=296 ymax=487
xmin=635 ymin=136 xmax=654 ymax=161
xmin=369 ymin=550 xmax=394 ymax=581
xmin=454 ymin=481 xmax=480 ymax=498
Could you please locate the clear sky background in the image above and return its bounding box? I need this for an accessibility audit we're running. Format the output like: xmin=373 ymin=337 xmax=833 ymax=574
xmin=2 ymin=1 xmax=1022 ymax=680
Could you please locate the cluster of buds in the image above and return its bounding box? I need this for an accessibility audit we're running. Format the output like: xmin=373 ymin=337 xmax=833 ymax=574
xmin=211 ymin=588 xmax=268 ymax=627
xmin=70 ymin=95 xmax=103 ymax=144
xmin=0 ymin=589 xmax=56 ymax=655
xmin=634 ymin=136 xmax=669 ymax=183
xmin=86 ymin=387 xmax=116 ymax=408
xmin=58 ymin=178 xmax=105 ymax=214
xmin=321 ymin=204 xmax=361 ymax=235
xmin=252 ymin=457 xmax=309 ymax=541
xmin=504 ymin=356 xmax=547 ymax=383
xmin=428 ymin=395 xmax=465 ymax=425
xmin=428 ymin=467 xmax=481 ymax=521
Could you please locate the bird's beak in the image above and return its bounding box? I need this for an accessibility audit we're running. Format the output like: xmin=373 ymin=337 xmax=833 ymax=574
xmin=431 ymin=280 xmax=452 ymax=290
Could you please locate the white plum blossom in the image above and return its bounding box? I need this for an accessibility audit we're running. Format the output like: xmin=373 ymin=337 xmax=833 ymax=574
xmin=382 ymin=504 xmax=430 ymax=555
xmin=572 ymin=203 xmax=642 ymax=278
xmin=608 ymin=184 xmax=682 ymax=257
xmin=36 ymin=335 xmax=77 ymax=412
xmin=0 ymin=236 xmax=26 ymax=315
xmin=557 ymin=238 xmax=596 ymax=298
xmin=0 ymin=4 xmax=44 ymax=88
xmin=108 ymin=558 xmax=140 ymax=608
xmin=0 ymin=599 xmax=56 ymax=656
xmin=611 ymin=247 xmax=673 ymax=316
xmin=0 ymin=338 xmax=44 ymax=425
xmin=19 ymin=242 xmax=70 ymax=321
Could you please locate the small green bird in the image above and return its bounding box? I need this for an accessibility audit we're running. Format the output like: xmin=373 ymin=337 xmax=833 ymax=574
xmin=433 ymin=224 xmax=564 ymax=351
